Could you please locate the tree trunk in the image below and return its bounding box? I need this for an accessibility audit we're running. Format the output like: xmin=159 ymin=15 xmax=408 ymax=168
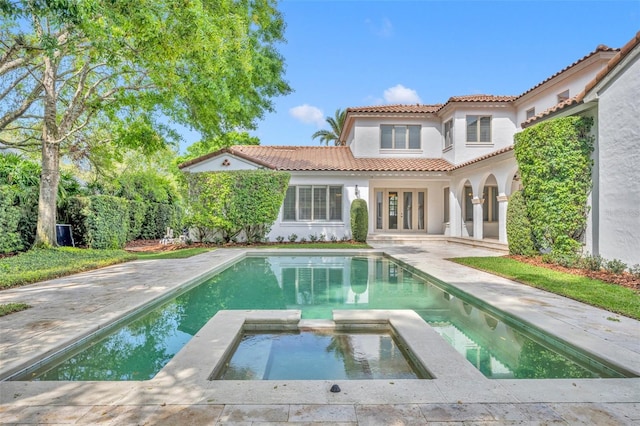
xmin=34 ymin=139 xmax=60 ymax=247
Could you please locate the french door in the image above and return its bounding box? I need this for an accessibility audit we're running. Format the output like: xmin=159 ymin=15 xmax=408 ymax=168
xmin=375 ymin=189 xmax=426 ymax=232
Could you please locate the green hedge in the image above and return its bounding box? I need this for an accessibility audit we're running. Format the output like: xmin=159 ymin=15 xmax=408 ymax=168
xmin=127 ymin=199 xmax=147 ymax=241
xmin=506 ymin=190 xmax=536 ymax=255
xmin=0 ymin=186 xmax=23 ymax=253
xmin=63 ymin=195 xmax=129 ymax=249
xmin=350 ymin=198 xmax=368 ymax=242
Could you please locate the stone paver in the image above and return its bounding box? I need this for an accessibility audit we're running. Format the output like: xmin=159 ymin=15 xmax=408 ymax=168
xmin=1 ymin=243 xmax=639 ymax=424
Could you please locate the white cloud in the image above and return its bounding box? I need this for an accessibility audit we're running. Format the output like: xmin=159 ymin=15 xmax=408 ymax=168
xmin=383 ymin=84 xmax=422 ymax=104
xmin=289 ymin=104 xmax=325 ymax=127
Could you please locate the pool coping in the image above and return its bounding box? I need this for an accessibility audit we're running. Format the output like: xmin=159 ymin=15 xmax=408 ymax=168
xmin=1 ymin=246 xmax=639 ymax=410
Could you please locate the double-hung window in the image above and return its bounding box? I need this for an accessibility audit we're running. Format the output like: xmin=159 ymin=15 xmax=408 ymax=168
xmin=282 ymin=185 xmax=343 ymax=221
xmin=443 ymin=120 xmax=453 ymax=150
xmin=381 ymin=125 xmax=421 ymax=149
xmin=466 ymin=115 xmax=492 ymax=143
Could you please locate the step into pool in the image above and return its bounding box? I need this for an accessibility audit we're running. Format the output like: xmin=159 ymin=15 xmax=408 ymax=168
xmin=215 ymin=330 xmax=430 ymax=380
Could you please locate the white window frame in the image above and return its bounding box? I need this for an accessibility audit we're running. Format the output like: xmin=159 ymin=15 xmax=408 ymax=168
xmin=525 ymin=107 xmax=535 ymax=120
xmin=466 ymin=115 xmax=492 ymax=144
xmin=443 ymin=119 xmax=453 ymax=151
xmin=282 ymin=185 xmax=343 ymax=222
xmin=557 ymin=89 xmax=570 ymax=103
xmin=380 ymin=125 xmax=422 ymax=150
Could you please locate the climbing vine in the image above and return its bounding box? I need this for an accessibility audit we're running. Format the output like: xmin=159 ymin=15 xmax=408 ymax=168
xmin=514 ymin=116 xmax=594 ymax=255
xmin=185 ymin=170 xmax=290 ymax=242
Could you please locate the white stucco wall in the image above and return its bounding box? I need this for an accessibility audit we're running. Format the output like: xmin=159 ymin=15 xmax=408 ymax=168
xmin=350 ymin=117 xmax=442 ymax=158
xmin=180 ymin=154 xmax=260 ymax=173
xmin=591 ymin=49 xmax=640 ymax=266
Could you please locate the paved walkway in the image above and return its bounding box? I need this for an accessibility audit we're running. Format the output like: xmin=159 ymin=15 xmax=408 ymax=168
xmin=1 ymin=243 xmax=639 ymax=425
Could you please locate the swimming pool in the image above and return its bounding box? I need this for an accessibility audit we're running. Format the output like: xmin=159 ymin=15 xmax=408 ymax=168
xmin=15 ymin=255 xmax=629 ymax=381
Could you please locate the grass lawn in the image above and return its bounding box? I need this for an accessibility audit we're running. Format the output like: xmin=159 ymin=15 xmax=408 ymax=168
xmin=452 ymin=256 xmax=640 ymax=320
xmin=0 ymin=302 xmax=30 ymax=317
xmin=134 ymin=247 xmax=212 ymax=260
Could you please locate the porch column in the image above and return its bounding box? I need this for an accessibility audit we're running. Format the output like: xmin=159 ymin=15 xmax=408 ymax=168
xmin=497 ymin=195 xmax=509 ymax=243
xmin=472 ymin=197 xmax=484 ymax=240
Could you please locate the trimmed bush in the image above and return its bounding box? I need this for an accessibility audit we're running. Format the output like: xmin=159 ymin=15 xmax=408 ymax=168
xmin=0 ymin=186 xmax=23 ymax=253
xmin=63 ymin=195 xmax=129 ymax=249
xmin=350 ymin=198 xmax=368 ymax=242
xmin=506 ymin=191 xmax=536 ymax=255
xmin=127 ymin=200 xmax=147 ymax=241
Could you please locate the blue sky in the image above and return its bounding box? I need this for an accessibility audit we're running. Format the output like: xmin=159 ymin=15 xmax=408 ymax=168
xmin=180 ymin=0 xmax=639 ymax=151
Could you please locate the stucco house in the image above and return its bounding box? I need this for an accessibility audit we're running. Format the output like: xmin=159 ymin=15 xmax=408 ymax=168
xmin=179 ymin=32 xmax=640 ymax=266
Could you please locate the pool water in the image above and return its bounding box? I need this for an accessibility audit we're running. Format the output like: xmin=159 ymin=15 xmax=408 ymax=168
xmin=20 ymin=256 xmax=627 ymax=381
xmin=215 ymin=331 xmax=429 ymax=380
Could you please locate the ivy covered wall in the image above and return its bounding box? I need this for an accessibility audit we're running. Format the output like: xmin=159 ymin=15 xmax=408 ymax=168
xmin=513 ymin=116 xmax=594 ymax=255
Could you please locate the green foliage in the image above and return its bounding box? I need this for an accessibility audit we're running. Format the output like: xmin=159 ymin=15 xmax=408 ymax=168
xmin=604 ymin=259 xmax=627 ymax=274
xmin=581 ymin=253 xmax=603 ymax=271
xmin=350 ymin=198 xmax=368 ymax=242
xmin=0 ymin=303 xmax=30 ymax=317
xmin=514 ymin=116 xmax=594 ymax=255
xmin=127 ymin=200 xmax=147 ymax=241
xmin=312 ymin=109 xmax=347 ymax=146
xmin=63 ymin=195 xmax=129 ymax=249
xmin=0 ymin=185 xmax=23 ymax=253
xmin=180 ymin=131 xmax=260 ymax=163
xmin=0 ymin=248 xmax=134 ymax=289
xmin=185 ymin=170 xmax=290 ymax=242
xmin=1 ymin=0 xmax=291 ymax=245
xmin=505 ymin=191 xmax=536 ymax=255
xmin=0 ymin=153 xmax=82 ymax=250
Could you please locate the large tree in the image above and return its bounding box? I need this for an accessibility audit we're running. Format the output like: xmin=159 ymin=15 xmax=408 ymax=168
xmin=312 ymin=108 xmax=346 ymax=146
xmin=0 ymin=0 xmax=290 ymax=247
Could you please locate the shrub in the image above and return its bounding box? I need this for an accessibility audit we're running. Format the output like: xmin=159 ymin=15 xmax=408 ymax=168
xmin=0 ymin=186 xmax=23 ymax=253
xmin=580 ymin=253 xmax=603 ymax=271
xmin=288 ymin=233 xmax=298 ymax=243
xmin=505 ymin=191 xmax=536 ymax=255
xmin=127 ymin=200 xmax=147 ymax=241
xmin=300 ymin=236 xmax=307 ymax=243
xmin=629 ymin=264 xmax=640 ymax=279
xmin=63 ymin=195 xmax=129 ymax=249
xmin=308 ymin=234 xmax=318 ymax=242
xmin=275 ymin=236 xmax=284 ymax=243
xmin=330 ymin=234 xmax=337 ymax=242
xmin=350 ymin=199 xmax=368 ymax=243
xmin=604 ymin=259 xmax=627 ymax=274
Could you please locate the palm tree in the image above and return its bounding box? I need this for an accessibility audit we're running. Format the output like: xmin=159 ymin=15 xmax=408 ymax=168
xmin=312 ymin=108 xmax=347 ymax=146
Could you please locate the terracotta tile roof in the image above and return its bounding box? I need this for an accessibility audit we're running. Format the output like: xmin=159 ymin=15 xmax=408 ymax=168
xmin=521 ymin=96 xmax=583 ymax=128
xmin=347 ymin=104 xmax=442 ymax=114
xmin=516 ymin=45 xmax=619 ymax=100
xmin=451 ymin=145 xmax=515 ymax=170
xmin=445 ymin=94 xmax=517 ymax=103
xmin=180 ymin=145 xmax=453 ymax=172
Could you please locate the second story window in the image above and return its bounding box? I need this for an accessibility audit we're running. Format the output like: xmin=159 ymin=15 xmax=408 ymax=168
xmin=381 ymin=125 xmax=421 ymax=150
xmin=557 ymin=89 xmax=570 ymax=103
xmin=466 ymin=115 xmax=491 ymax=143
xmin=526 ymin=108 xmax=536 ymax=120
xmin=443 ymin=120 xmax=453 ymax=150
